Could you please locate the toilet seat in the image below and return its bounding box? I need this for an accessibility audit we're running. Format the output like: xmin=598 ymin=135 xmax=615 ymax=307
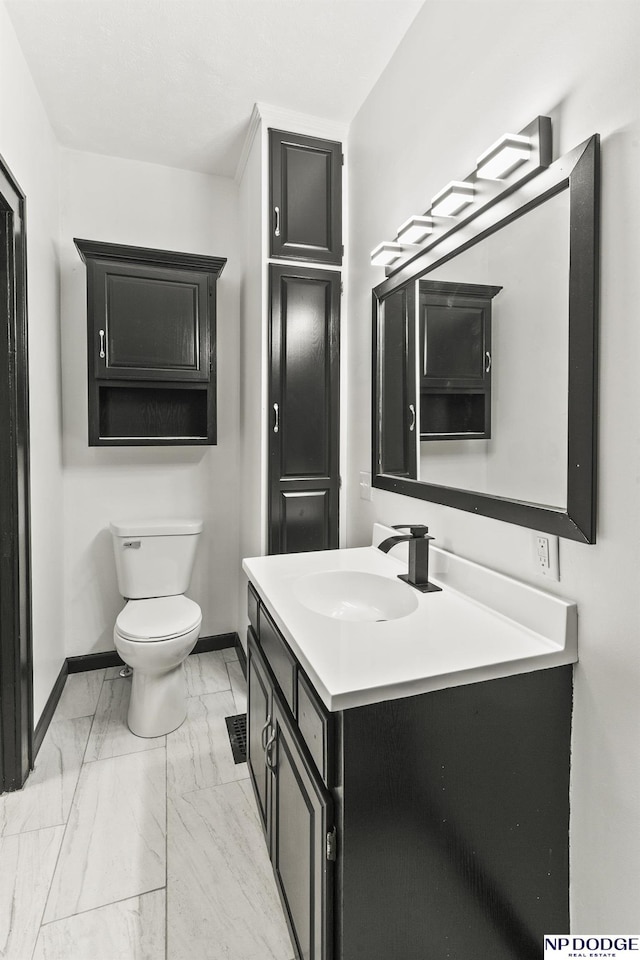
xmin=115 ymin=596 xmax=202 ymax=642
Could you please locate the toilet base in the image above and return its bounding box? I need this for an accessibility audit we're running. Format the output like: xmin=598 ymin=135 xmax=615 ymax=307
xmin=128 ymin=663 xmax=188 ymax=738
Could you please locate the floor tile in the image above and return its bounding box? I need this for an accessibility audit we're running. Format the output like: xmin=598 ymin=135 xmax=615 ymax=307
xmin=167 ymin=779 xmax=292 ymax=960
xmin=104 ymin=664 xmax=127 ymax=680
xmin=53 ymin=670 xmax=106 ymax=721
xmin=220 ymin=646 xmax=239 ymax=662
xmin=167 ymin=690 xmax=247 ymax=797
xmin=0 ymin=825 xmax=65 ymax=960
xmin=33 ymin=889 xmax=165 ymax=960
xmin=84 ymin=677 xmax=165 ymax=762
xmin=227 ymin=659 xmax=247 ymax=714
xmin=0 ymin=716 xmax=92 ymax=837
xmin=184 ymin=651 xmax=231 ymax=697
xmin=43 ymin=748 xmax=166 ymax=923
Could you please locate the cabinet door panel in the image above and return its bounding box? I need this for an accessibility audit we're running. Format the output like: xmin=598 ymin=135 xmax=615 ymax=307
xmin=269 ymin=266 xmax=340 ymax=555
xmin=375 ymin=284 xmax=417 ymax=478
xmin=270 ymin=130 xmax=342 ymax=265
xmin=93 ymin=261 xmax=209 ymax=381
xmin=271 ymin=700 xmax=333 ymax=960
xmin=247 ymin=629 xmax=272 ymax=838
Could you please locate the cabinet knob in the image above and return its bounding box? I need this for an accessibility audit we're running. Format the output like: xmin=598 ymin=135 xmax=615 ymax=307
xmin=99 ymin=329 xmax=105 ymax=360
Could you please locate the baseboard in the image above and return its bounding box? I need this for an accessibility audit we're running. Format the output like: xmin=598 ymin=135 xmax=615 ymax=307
xmin=193 ymin=632 xmax=239 ymax=655
xmin=67 ymin=651 xmax=124 ymax=673
xmin=236 ymin=635 xmax=247 ymax=678
xmin=66 ymin=633 xmax=239 ymax=674
xmin=33 ymin=660 xmax=68 ymax=759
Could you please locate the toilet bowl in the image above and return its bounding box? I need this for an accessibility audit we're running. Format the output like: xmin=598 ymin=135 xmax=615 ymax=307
xmin=114 ymin=595 xmax=202 ymax=738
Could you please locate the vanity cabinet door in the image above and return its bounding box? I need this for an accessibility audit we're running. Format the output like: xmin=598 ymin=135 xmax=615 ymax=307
xmin=247 ymin=628 xmax=272 ymax=839
xmin=269 ymin=129 xmax=342 ymax=265
xmin=270 ymin=697 xmax=334 ymax=960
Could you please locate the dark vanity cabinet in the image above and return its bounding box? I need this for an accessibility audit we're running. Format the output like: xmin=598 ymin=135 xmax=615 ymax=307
xmin=75 ymin=239 xmax=226 ymax=445
xmin=247 ymin=583 xmax=572 ymax=960
xmin=269 ymin=129 xmax=343 ymax=265
xmin=419 ymin=280 xmax=501 ymax=440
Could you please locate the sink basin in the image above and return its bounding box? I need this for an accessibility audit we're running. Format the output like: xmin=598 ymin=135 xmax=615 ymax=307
xmin=293 ymin=570 xmax=419 ymax=622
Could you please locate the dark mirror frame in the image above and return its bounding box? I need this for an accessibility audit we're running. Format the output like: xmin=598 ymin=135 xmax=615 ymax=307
xmin=372 ymin=134 xmax=599 ymax=543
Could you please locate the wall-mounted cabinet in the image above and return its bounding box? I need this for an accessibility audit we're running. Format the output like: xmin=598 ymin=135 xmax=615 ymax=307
xmin=269 ymin=129 xmax=343 ymax=265
xmin=75 ymin=239 xmax=226 ymax=446
xmin=418 ymin=280 xmax=501 ymax=441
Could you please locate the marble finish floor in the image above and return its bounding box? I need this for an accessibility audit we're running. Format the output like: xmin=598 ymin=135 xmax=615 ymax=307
xmin=0 ymin=650 xmax=294 ymax=960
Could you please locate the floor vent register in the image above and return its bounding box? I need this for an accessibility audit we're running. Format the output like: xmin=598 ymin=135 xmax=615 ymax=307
xmin=225 ymin=714 xmax=247 ymax=764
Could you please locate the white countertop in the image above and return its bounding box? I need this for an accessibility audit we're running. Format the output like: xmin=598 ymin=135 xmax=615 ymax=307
xmin=242 ymin=525 xmax=578 ymax=712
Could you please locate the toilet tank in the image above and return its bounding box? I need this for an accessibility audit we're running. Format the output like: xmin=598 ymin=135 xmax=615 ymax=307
xmin=110 ymin=519 xmax=203 ymax=599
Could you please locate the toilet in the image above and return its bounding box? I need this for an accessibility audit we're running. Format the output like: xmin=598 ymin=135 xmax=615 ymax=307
xmin=110 ymin=518 xmax=203 ymax=738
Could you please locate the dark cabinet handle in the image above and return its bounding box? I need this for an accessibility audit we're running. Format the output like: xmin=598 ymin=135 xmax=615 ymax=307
xmin=260 ymin=714 xmax=272 ymax=750
xmin=265 ymin=729 xmax=277 ymax=771
xmin=99 ymin=329 xmax=105 ymax=359
xmin=274 ymin=206 xmax=281 ymax=237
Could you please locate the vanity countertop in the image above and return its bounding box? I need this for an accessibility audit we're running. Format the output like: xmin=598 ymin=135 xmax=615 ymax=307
xmin=242 ymin=525 xmax=578 ymax=711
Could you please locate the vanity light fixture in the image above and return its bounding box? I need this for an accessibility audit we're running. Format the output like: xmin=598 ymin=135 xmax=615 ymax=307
xmin=397 ymin=216 xmax=434 ymax=245
xmin=476 ymin=133 xmax=532 ymax=180
xmin=430 ymin=181 xmax=475 ymax=217
xmin=370 ymin=241 xmax=404 ymax=267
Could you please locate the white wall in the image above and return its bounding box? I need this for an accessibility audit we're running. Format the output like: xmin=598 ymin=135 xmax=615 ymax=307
xmin=347 ymin=1 xmax=640 ymax=929
xmin=59 ymin=148 xmax=241 ymax=656
xmin=0 ymin=3 xmax=66 ymax=723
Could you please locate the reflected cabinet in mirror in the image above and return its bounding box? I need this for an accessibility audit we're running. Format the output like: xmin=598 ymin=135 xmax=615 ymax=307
xmin=373 ymin=135 xmax=599 ymax=543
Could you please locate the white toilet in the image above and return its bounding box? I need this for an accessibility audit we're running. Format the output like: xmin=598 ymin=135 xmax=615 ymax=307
xmin=110 ymin=518 xmax=203 ymax=738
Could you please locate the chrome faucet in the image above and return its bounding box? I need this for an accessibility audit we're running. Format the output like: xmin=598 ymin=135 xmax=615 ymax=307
xmin=378 ymin=524 xmax=442 ymax=594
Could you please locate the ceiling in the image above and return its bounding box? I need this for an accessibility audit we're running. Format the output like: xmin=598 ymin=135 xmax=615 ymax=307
xmin=5 ymin=0 xmax=424 ymax=178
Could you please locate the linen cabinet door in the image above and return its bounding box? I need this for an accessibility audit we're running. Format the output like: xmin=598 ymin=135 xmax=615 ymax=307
xmin=268 ymin=264 xmax=341 ymax=555
xmin=247 ymin=629 xmax=273 ymax=840
xmin=270 ymin=698 xmax=334 ymax=960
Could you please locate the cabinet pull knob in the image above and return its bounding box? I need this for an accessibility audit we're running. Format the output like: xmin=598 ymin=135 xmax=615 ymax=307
xmin=265 ymin=729 xmax=277 ymax=771
xmin=260 ymin=714 xmax=272 ymax=750
xmin=485 ymin=351 xmax=491 ymax=373
xmin=274 ymin=206 xmax=281 ymax=237
xmin=409 ymin=403 xmax=416 ymax=432
xmin=99 ymin=329 xmax=105 ymax=359
xmin=273 ymin=402 xmax=279 ymax=434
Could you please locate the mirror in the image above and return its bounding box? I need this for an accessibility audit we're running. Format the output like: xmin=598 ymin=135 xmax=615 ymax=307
xmin=373 ymin=135 xmax=599 ymax=543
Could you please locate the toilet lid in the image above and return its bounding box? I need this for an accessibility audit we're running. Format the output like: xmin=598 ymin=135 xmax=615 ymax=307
xmin=115 ymin=596 xmax=202 ymax=641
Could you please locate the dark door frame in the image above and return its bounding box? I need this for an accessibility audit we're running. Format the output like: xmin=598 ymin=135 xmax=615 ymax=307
xmin=0 ymin=154 xmax=33 ymax=793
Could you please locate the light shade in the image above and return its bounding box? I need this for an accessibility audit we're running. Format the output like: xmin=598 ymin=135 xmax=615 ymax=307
xmin=431 ymin=181 xmax=475 ymax=217
xmin=397 ymin=216 xmax=434 ymax=245
xmin=371 ymin=241 xmax=403 ymax=267
xmin=476 ymin=133 xmax=532 ymax=180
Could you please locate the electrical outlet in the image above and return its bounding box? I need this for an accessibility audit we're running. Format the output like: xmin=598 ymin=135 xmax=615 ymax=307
xmin=359 ymin=471 xmax=372 ymax=501
xmin=532 ymin=533 xmax=560 ymax=581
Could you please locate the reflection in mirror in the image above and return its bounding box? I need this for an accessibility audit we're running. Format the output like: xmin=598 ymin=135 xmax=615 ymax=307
xmin=417 ymin=190 xmax=570 ymax=509
xmin=372 ymin=134 xmax=599 ymax=542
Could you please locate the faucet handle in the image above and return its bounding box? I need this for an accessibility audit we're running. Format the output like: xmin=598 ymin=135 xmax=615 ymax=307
xmin=392 ymin=524 xmax=431 ymax=539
